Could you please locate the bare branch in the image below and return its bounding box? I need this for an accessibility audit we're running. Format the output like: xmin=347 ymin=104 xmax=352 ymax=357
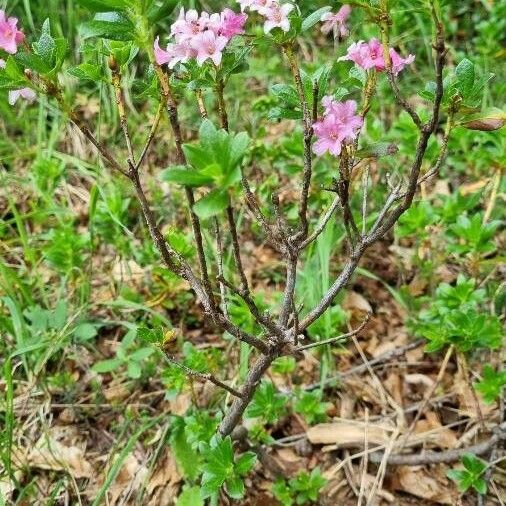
xmin=214 ymin=218 xmax=228 ymax=318
xmin=295 ymin=312 xmax=371 ymax=351
xmin=219 ymin=352 xmax=278 ymax=436
xmin=299 ymin=195 xmax=340 ymax=250
xmin=163 ymin=355 xmax=243 ymax=398
xmin=283 ymin=43 xmax=313 ymax=240
xmin=110 ymin=59 xmax=136 ymax=166
xmin=217 ymin=275 xmax=284 ymax=338
xmin=135 ymin=100 xmax=165 ymax=170
xmin=226 ymin=204 xmax=250 ymax=293
xmin=153 ymin=65 xmax=215 ymax=309
xmin=299 ymin=244 xmax=366 ymax=331
xmin=69 ymin=113 xmax=129 ymax=177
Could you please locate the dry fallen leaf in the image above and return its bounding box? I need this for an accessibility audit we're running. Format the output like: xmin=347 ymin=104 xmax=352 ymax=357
xmin=26 ymin=439 xmax=93 ymax=478
xmin=306 ymin=421 xmax=391 ymax=448
xmin=392 ymin=466 xmax=457 ymax=504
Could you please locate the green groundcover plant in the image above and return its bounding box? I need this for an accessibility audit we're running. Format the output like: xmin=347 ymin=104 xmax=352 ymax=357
xmin=1 ymin=0 xmax=504 ymax=502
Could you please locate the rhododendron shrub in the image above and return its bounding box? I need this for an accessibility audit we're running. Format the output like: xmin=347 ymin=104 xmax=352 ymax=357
xmin=1 ymin=1 xmax=504 ymax=500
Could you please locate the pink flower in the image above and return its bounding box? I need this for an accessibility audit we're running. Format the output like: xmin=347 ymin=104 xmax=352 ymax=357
xmin=0 ymin=10 xmax=25 ymax=54
xmin=211 ymin=8 xmax=247 ymax=39
xmin=389 ymin=48 xmax=415 ymax=75
xmin=154 ymin=37 xmax=196 ymax=69
xmin=154 ymin=37 xmax=173 ymax=65
xmin=8 ymin=87 xmax=36 ymax=106
xmin=190 ymin=30 xmax=228 ymax=66
xmin=313 ymin=97 xmax=362 ymax=157
xmin=262 ymin=3 xmax=294 ymax=34
xmin=249 ymin=0 xmax=276 ymax=13
xmin=339 ymin=38 xmax=415 ymax=75
xmin=171 ymin=8 xmax=209 ymax=42
xmin=321 ymin=5 xmax=351 ymax=38
xmin=339 ymin=38 xmax=385 ymax=71
xmin=237 ymin=0 xmax=268 ymax=13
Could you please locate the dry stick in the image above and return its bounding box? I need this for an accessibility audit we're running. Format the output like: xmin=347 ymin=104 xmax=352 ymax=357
xmin=163 ymin=355 xmax=243 ymax=398
xmin=295 ymin=312 xmax=371 ymax=352
xmin=369 ymin=424 xmax=506 ymax=465
xmin=398 ymin=345 xmax=454 ymax=451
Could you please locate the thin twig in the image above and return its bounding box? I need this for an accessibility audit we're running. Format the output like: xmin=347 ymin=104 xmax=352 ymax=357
xmin=398 ymin=345 xmax=454 ymax=450
xmin=369 ymin=423 xmax=506 ymax=465
xmin=296 ymin=312 xmax=371 ymax=351
xmin=110 ymin=59 xmax=136 ymax=166
xmin=214 ymin=218 xmax=228 ymax=318
xmin=283 ymin=43 xmax=313 ymax=240
xmin=163 ymin=355 xmax=243 ymax=398
xmin=299 ymin=195 xmax=341 ymax=250
xmin=135 ymin=100 xmax=165 ymax=170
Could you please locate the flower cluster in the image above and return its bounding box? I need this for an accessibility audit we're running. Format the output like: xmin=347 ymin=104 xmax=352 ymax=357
xmin=320 ymin=5 xmax=351 ymax=38
xmin=339 ymin=38 xmax=414 ymax=75
xmin=154 ymin=8 xmax=247 ymax=68
xmin=312 ymin=97 xmax=363 ymax=157
xmin=0 ymin=10 xmax=25 ymax=54
xmin=0 ymin=17 xmax=35 ymax=106
xmin=237 ymin=0 xmax=294 ymax=34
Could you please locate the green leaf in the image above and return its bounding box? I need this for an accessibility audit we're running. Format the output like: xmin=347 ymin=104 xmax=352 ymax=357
xmin=161 ymin=167 xmax=215 ymax=187
xmin=475 ymin=365 xmax=506 ymax=404
xmin=148 ymin=0 xmax=180 ymax=23
xmin=92 ymin=358 xmax=123 ymax=373
xmin=182 ymin=144 xmax=212 ymax=172
xmin=201 ymin=436 xmax=235 ymax=498
xmin=225 ymin=477 xmax=245 ymax=499
xmin=176 ymin=486 xmax=204 ymax=506
xmin=462 ymin=454 xmax=487 ymax=475
xmin=76 ymin=0 xmax=129 ymax=11
xmin=455 ymin=58 xmax=475 ymax=98
xmin=193 ymin=190 xmax=229 ymax=220
xmin=235 ymin=452 xmax=257 ymax=475
xmin=73 ymin=322 xmax=98 ymax=341
xmin=172 ymin=422 xmax=200 ymax=480
xmin=15 ymin=52 xmax=52 ymax=74
xmin=68 ymin=63 xmax=104 ymax=82
xmin=127 ymin=360 xmax=142 ymax=378
xmin=130 ymin=347 xmax=154 ymax=361
xmin=80 ymin=13 xmax=135 ymax=41
xmin=473 ymin=478 xmax=487 ymax=495
xmin=301 ymin=7 xmax=331 ymax=32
